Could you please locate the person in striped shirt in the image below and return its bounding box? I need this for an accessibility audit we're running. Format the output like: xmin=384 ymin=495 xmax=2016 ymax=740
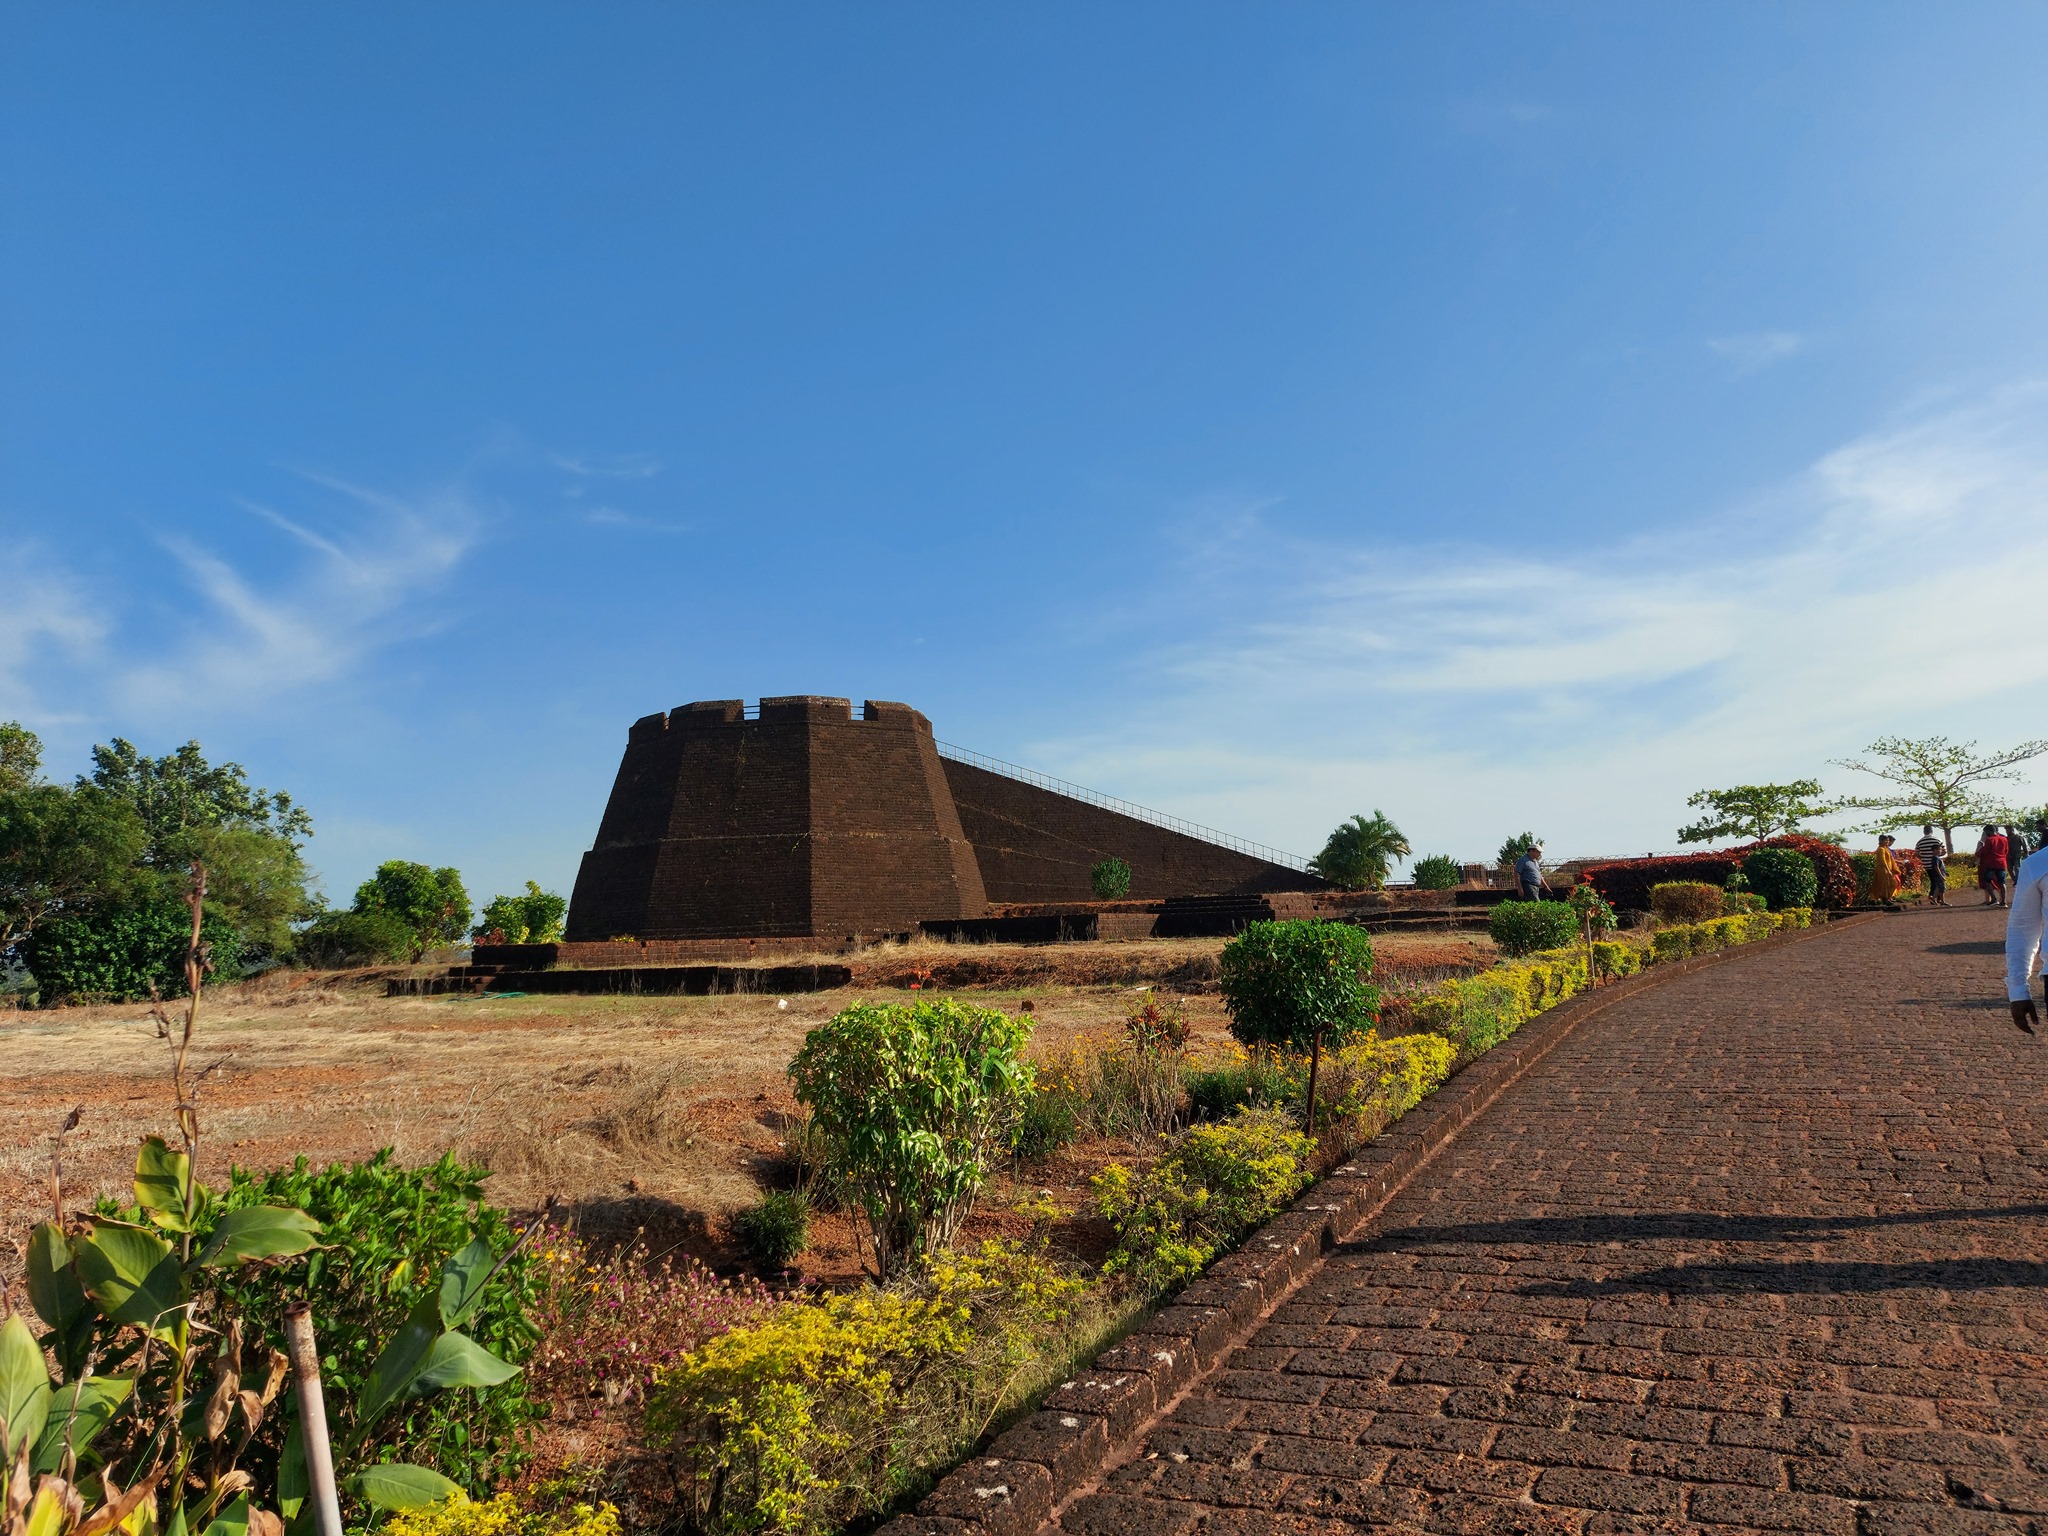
xmin=1913 ymin=825 xmax=1949 ymax=907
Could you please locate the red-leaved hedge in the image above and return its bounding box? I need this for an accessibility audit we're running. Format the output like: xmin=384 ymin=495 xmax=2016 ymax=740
xmin=1582 ymin=834 xmax=1855 ymax=912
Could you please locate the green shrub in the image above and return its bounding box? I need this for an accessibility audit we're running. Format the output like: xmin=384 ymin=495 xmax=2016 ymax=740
xmin=1743 ymin=847 xmax=1819 ymax=910
xmin=649 ymin=1240 xmax=1090 ymax=1535
xmin=1650 ymin=926 xmax=1693 ymax=963
xmin=295 ymin=907 xmax=414 ymax=966
xmin=383 ymin=1492 xmax=621 ymax=1536
xmin=1093 ymin=1107 xmax=1316 ymax=1293
xmin=1088 ymin=857 xmax=1132 ymax=899
xmin=733 ymin=1191 xmax=812 ymax=1272
xmin=23 ymin=895 xmax=243 ymax=1002
xmin=1591 ymin=940 xmax=1644 ymax=980
xmin=1721 ymin=890 xmax=1769 ymax=915
xmin=1486 ymin=899 xmax=1578 ymax=957
xmin=1184 ymin=1051 xmax=1292 ymax=1121
xmin=789 ymin=998 xmax=1035 ymax=1277
xmin=1409 ymin=948 xmax=1589 ymax=1056
xmin=201 ymin=1150 xmax=542 ymax=1498
xmin=1303 ymin=1032 xmax=1456 ymax=1155
xmin=1011 ymin=1085 xmax=1081 ymax=1160
xmin=355 ymin=860 xmax=473 ymax=955
xmin=1649 ymin=881 xmax=1723 ymax=923
xmin=472 ymin=881 xmax=567 ymax=944
xmin=1410 ymin=854 xmax=1462 ymax=890
xmin=1219 ymin=919 xmax=1378 ymax=1129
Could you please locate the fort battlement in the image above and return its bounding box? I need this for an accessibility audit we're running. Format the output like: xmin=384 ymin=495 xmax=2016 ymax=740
xmin=565 ymin=696 xmax=1317 ymax=942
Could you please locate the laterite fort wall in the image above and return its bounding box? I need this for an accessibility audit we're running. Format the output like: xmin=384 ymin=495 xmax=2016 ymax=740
xmin=941 ymin=759 xmax=1315 ymax=904
xmin=565 ymin=698 xmax=986 ymax=941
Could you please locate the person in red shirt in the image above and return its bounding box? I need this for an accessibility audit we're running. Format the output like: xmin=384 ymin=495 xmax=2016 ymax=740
xmin=1977 ymin=823 xmax=2010 ymax=908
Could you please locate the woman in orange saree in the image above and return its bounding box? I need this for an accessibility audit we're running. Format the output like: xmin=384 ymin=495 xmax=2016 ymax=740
xmin=1868 ymin=834 xmax=1903 ymax=905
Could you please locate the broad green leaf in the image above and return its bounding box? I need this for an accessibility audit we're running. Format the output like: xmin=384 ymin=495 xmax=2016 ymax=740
xmin=198 ymin=1494 xmax=248 ymax=1536
xmin=75 ymin=1225 xmax=182 ymax=1333
xmin=134 ymin=1137 xmax=193 ymax=1232
xmin=31 ymin=1373 xmax=133 ymax=1475
xmin=436 ymin=1237 xmax=495 ymax=1329
xmin=0 ymin=1313 xmax=55 ymax=1466
xmin=352 ymin=1295 xmax=442 ymax=1430
xmin=278 ymin=1416 xmax=306 ymax=1520
xmin=25 ymin=1224 xmax=94 ymax=1377
xmin=166 ymin=1501 xmax=190 ymax=1536
xmin=194 ymin=1207 xmax=322 ymax=1269
xmin=342 ymin=1464 xmax=462 ymax=1511
xmin=410 ymin=1331 xmax=518 ymax=1395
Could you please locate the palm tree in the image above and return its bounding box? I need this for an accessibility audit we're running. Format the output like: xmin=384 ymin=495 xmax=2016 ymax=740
xmin=1310 ymin=811 xmax=1412 ymax=890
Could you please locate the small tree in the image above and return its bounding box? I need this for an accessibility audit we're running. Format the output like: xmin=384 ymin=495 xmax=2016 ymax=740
xmin=1496 ymin=831 xmax=1540 ymax=870
xmin=1218 ymin=919 xmax=1378 ymax=1134
xmin=1830 ymin=736 xmax=2048 ymax=853
xmin=353 ymin=860 xmax=472 ymax=957
xmin=472 ymin=881 xmax=567 ymax=944
xmin=1089 ymin=857 xmax=1133 ymax=899
xmin=1567 ymin=882 xmax=1617 ymax=983
xmin=1309 ymin=811 xmax=1411 ymax=891
xmin=1410 ymin=854 xmax=1462 ymax=891
xmin=788 ymin=998 xmax=1035 ymax=1278
xmin=1677 ymin=780 xmax=1826 ymax=844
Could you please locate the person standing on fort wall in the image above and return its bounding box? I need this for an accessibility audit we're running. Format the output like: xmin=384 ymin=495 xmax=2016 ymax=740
xmin=2007 ymin=836 xmax=2047 ymax=1034
xmin=1913 ymin=824 xmax=1949 ymax=907
xmin=1515 ymin=845 xmax=1550 ymax=902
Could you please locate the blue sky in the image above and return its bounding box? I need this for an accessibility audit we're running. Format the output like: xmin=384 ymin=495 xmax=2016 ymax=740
xmin=6 ymin=3 xmax=2048 ymax=905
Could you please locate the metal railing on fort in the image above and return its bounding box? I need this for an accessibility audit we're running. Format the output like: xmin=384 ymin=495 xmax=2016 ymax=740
xmin=933 ymin=739 xmax=1312 ymax=873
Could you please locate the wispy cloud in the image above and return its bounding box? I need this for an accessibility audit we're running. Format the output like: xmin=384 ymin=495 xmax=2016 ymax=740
xmin=120 ymin=473 xmax=482 ymax=710
xmin=1708 ymin=330 xmax=1806 ymax=373
xmin=1034 ymin=385 xmax=2048 ymax=861
xmin=550 ymin=451 xmax=663 ymax=480
xmin=580 ymin=506 xmax=691 ymax=534
xmin=0 ymin=546 xmax=105 ymax=718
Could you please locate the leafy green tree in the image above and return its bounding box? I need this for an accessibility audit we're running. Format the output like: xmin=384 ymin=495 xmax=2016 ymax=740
xmin=87 ymin=736 xmax=312 ymax=857
xmin=0 ymin=778 xmax=148 ymax=953
xmin=471 ymin=881 xmax=567 ymax=944
xmin=1309 ymin=811 xmax=1411 ymax=891
xmin=1496 ymin=831 xmax=1540 ymax=869
xmin=1677 ymin=780 xmax=1827 ymax=844
xmin=0 ymin=720 xmax=42 ymax=793
xmin=81 ymin=735 xmax=317 ymax=963
xmin=1830 ymin=736 xmax=2048 ymax=854
xmin=354 ymin=861 xmax=472 ymax=956
xmin=788 ymin=998 xmax=1035 ymax=1278
xmin=295 ymin=909 xmax=416 ymax=967
xmin=24 ymin=895 xmax=243 ymax=1003
xmin=1218 ymin=919 xmax=1379 ymax=1133
xmin=1089 ymin=857 xmax=1133 ymax=899
xmin=1410 ymin=854 xmax=1462 ymax=890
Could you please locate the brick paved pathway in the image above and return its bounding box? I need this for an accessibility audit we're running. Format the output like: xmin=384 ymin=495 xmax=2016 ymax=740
xmin=1060 ymin=908 xmax=2048 ymax=1535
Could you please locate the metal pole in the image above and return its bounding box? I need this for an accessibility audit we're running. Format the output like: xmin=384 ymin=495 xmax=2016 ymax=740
xmin=283 ymin=1304 xmax=345 ymax=1536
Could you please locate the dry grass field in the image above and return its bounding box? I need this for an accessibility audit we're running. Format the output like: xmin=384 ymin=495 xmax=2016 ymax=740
xmin=1 ymin=930 xmax=1492 ymax=1285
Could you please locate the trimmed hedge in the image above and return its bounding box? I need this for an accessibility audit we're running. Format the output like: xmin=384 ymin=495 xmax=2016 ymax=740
xmin=1584 ymin=836 xmax=1853 ymax=912
xmin=1412 ymin=907 xmax=1811 ymax=1058
xmin=1743 ymin=847 xmax=1818 ymax=911
xmin=1487 ymin=899 xmax=1580 ymax=957
xmin=1649 ymin=882 xmax=1723 ymax=923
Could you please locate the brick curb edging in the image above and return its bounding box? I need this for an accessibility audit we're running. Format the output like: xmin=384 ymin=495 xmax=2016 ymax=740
xmin=874 ymin=911 xmax=1885 ymax=1536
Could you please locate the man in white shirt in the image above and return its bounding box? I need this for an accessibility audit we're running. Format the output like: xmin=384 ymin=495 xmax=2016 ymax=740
xmin=2009 ymin=842 xmax=2048 ymax=1033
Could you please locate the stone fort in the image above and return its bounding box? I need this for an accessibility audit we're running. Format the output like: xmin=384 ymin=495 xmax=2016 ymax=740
xmin=564 ymin=695 xmax=1316 ymax=941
